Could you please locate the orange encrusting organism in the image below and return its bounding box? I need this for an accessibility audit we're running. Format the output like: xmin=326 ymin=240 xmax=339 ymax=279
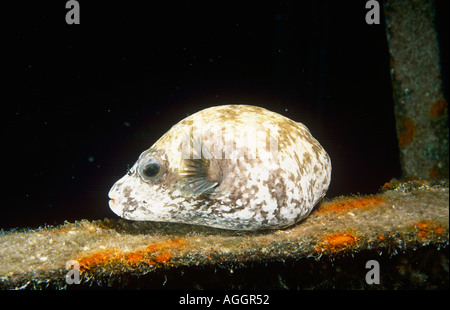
xmin=430 ymin=98 xmax=447 ymax=118
xmin=381 ymin=179 xmax=429 ymax=191
xmin=417 ymin=231 xmax=428 ymax=238
xmin=316 ymin=196 xmax=384 ymax=214
xmin=414 ymin=221 xmax=446 ymax=239
xmin=315 ymin=232 xmax=357 ymax=253
xmin=77 ymin=250 xmax=120 ymax=272
xmin=155 ymin=253 xmax=172 ymax=264
xmin=397 ymin=118 xmax=416 ymax=147
xmin=77 ymin=239 xmax=186 ymax=272
xmin=435 ymin=228 xmax=445 ymax=234
xmin=429 ymin=167 xmax=440 ymax=179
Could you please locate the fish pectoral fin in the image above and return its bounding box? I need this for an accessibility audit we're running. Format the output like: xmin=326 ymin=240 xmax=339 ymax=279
xmin=178 ymin=129 xmax=221 ymax=196
xmin=179 ymin=158 xmax=219 ymax=196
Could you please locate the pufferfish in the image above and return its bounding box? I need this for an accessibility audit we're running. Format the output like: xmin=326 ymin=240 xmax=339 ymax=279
xmin=108 ymin=105 xmax=331 ymax=230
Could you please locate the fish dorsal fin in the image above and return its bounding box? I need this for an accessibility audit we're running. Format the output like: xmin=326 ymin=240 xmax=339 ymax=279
xmin=178 ymin=132 xmax=220 ymax=196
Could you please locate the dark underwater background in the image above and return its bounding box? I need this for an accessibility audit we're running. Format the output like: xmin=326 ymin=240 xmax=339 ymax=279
xmin=2 ymin=0 xmax=448 ymax=229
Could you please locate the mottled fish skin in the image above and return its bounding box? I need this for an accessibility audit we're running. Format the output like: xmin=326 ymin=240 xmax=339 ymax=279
xmin=108 ymin=105 xmax=331 ymax=230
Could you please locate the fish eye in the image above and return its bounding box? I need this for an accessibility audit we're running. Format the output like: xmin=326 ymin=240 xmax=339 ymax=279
xmin=139 ymin=159 xmax=162 ymax=181
xmin=143 ymin=162 xmax=160 ymax=177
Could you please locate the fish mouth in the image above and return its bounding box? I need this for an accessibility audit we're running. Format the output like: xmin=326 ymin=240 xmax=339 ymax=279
xmin=108 ymin=197 xmax=123 ymax=218
xmin=108 ymin=183 xmax=124 ymax=217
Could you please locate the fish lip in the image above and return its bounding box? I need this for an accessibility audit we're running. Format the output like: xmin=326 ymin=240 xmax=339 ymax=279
xmin=108 ymin=180 xmax=122 ymax=201
xmin=108 ymin=197 xmax=123 ymax=218
xmin=108 ymin=182 xmax=123 ymax=217
xmin=108 ymin=183 xmax=117 ymax=200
